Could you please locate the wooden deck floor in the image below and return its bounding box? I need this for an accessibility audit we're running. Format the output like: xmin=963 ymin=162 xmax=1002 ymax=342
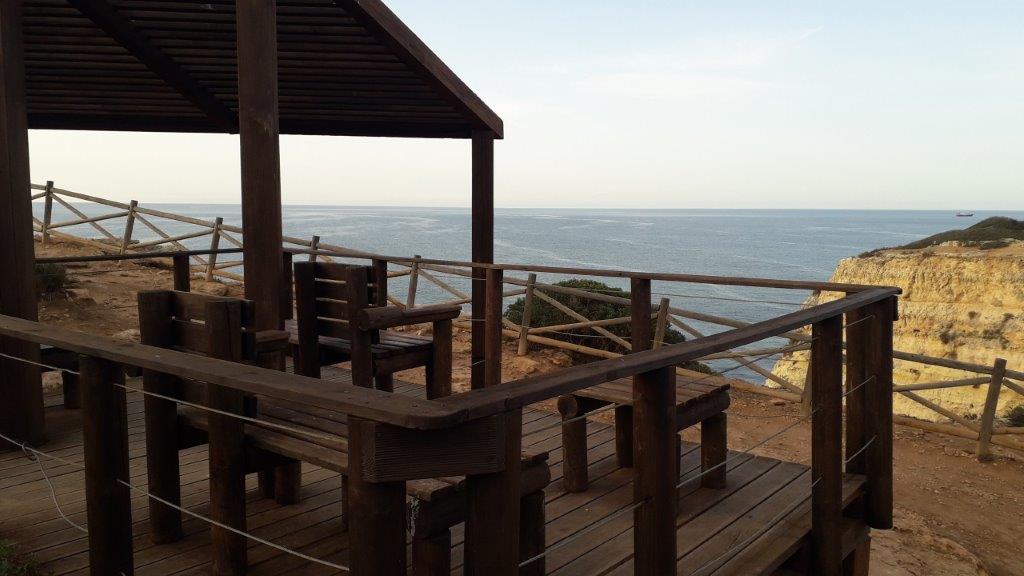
xmin=0 ymin=370 xmax=863 ymax=575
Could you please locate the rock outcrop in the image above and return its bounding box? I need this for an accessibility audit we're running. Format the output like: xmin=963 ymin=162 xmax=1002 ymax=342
xmin=770 ymin=242 xmax=1024 ymax=422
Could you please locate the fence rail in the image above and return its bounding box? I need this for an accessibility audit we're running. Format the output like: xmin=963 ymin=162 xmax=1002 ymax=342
xmin=29 ymin=183 xmax=1024 ymax=458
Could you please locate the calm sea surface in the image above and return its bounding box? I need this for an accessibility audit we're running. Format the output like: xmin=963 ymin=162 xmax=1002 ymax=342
xmin=35 ymin=203 xmax=1024 ymax=372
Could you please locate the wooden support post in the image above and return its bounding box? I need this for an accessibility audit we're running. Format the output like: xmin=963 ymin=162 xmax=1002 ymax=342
xmin=484 ymin=267 xmax=503 ymax=388
xmin=700 ymin=412 xmax=727 ymax=489
xmin=625 ymin=277 xmax=654 ymax=468
xmin=653 ymin=297 xmax=670 ymax=348
xmin=864 ymin=298 xmax=894 ymax=529
xmin=80 ymin=356 xmax=133 ymax=576
xmin=977 ymin=358 xmax=1008 ymax=461
xmin=280 ymin=250 xmax=294 ymax=323
xmin=236 ymin=0 xmax=283 ymax=331
xmin=205 ymin=300 xmax=247 ymax=576
xmin=172 ymin=253 xmax=190 ymax=292
xmin=632 ymin=365 xmax=676 ymax=576
xmin=41 ymin=180 xmax=54 ymax=244
xmin=0 ymin=0 xmax=45 ymax=446
xmin=428 ymin=319 xmax=453 ymax=399
xmin=519 ymin=490 xmax=546 ymax=576
xmin=137 ymin=291 xmax=182 ymax=544
xmin=471 ymin=131 xmax=495 ymax=390
xmin=206 ymin=217 xmax=224 ymax=281
xmin=348 ymin=418 xmax=407 ymax=576
xmin=558 ymin=395 xmax=589 ymax=492
xmin=465 ymin=410 xmax=522 ymax=576
xmin=407 ymin=255 xmax=421 ymax=309
xmin=845 ymin=306 xmax=869 ymax=475
xmin=308 ymin=235 xmax=320 ymax=262
xmin=811 ymin=315 xmax=843 ymax=576
xmin=120 ymin=200 xmax=138 ymax=254
xmin=615 ymin=404 xmax=634 ymax=468
xmin=517 ymin=273 xmax=537 ymax=356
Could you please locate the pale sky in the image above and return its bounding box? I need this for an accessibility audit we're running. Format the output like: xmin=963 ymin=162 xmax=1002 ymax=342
xmin=27 ymin=1 xmax=1024 ymax=210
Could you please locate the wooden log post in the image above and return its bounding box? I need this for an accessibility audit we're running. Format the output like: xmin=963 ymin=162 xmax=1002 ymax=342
xmin=205 ymin=217 xmax=224 ymax=281
xmin=80 ymin=356 xmax=133 ymax=576
xmin=119 ymin=200 xmax=138 ymax=254
xmin=517 ymin=273 xmax=537 ymax=356
xmin=308 ymin=235 xmax=320 ymax=262
xmin=407 ymin=255 xmax=421 ymax=309
xmin=236 ymin=0 xmax=283 ymax=332
xmin=41 ymin=180 xmax=54 ymax=243
xmin=0 ymin=0 xmax=45 ymax=446
xmin=464 ymin=410 xmax=523 ymax=576
xmin=811 ymin=315 xmax=844 ymax=576
xmin=484 ymin=268 xmax=504 ymax=388
xmin=653 ymin=297 xmax=670 ymax=348
xmin=348 ymin=417 xmax=407 ymax=576
xmin=631 ymin=277 xmax=677 ymax=576
xmin=470 ymin=130 xmax=495 ymax=390
xmin=864 ymin=298 xmax=894 ymax=529
xmin=172 ymin=253 xmax=191 ymax=292
xmin=977 ymin=357 xmax=1008 ymax=461
xmin=280 ymin=250 xmax=294 ymax=323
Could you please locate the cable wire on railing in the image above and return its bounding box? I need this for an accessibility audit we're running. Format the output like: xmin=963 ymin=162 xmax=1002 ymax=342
xmin=113 ymin=383 xmax=341 ymax=446
xmin=115 ymin=478 xmax=351 ymax=572
xmin=0 ymin=351 xmax=80 ymax=376
xmin=518 ymin=497 xmax=648 ymax=569
xmin=0 ymin=430 xmax=88 ymax=535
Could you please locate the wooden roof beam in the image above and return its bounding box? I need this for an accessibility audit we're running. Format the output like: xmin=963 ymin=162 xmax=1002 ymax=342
xmin=66 ymin=0 xmax=238 ymax=133
xmin=334 ymin=0 xmax=504 ymax=138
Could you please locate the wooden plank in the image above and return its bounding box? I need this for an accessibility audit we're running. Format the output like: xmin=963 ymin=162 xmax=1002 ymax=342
xmin=517 ymin=273 xmax=537 ymax=356
xmin=80 ymin=356 xmax=133 ymax=576
xmin=484 ymin=268 xmax=503 ymax=388
xmin=332 ymin=0 xmax=504 ymax=136
xmin=0 ymin=0 xmax=45 ymax=445
xmin=237 ymin=0 xmax=283 ymax=331
xmin=811 ymin=315 xmax=843 ymax=575
xmin=65 ymin=0 xmax=237 ymax=131
xmin=358 ymin=416 xmax=504 ymax=482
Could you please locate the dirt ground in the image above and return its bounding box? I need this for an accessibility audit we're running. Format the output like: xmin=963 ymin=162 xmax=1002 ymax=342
xmin=30 ymin=239 xmax=1024 ymax=576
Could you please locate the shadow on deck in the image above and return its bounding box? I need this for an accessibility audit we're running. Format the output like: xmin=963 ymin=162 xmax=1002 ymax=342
xmin=0 ymin=368 xmax=863 ymax=575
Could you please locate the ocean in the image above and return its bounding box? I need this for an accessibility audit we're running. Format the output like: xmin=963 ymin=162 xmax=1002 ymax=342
xmin=34 ymin=202 xmax=1024 ymax=373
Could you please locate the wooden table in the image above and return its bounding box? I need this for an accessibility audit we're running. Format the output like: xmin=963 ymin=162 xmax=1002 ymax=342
xmin=558 ymin=372 xmax=731 ymax=492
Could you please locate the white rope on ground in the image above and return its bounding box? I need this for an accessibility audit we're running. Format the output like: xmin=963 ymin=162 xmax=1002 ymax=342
xmin=114 ymin=383 xmax=341 ymax=446
xmin=518 ymin=497 xmax=648 ymax=569
xmin=0 ymin=351 xmax=80 ymax=376
xmin=0 ymin=430 xmax=88 ymax=534
xmin=115 ymin=478 xmax=351 ymax=572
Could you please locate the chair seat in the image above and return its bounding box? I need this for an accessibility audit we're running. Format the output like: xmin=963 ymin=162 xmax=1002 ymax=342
xmin=285 ymin=319 xmax=432 ymax=359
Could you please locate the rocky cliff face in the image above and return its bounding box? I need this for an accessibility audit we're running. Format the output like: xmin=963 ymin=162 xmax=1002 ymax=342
xmin=770 ymin=243 xmax=1024 ymax=422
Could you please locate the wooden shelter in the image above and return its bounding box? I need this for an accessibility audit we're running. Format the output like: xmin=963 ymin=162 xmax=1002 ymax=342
xmin=0 ymin=0 xmax=501 ymax=442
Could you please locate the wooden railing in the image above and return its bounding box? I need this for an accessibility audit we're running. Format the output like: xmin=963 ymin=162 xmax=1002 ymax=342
xmin=0 ymin=274 xmax=899 ymax=575
xmin=30 ymin=183 xmax=1024 ymax=454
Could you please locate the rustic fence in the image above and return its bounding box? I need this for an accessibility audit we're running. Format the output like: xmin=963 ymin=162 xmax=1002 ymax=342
xmin=30 ymin=182 xmax=1024 ymax=459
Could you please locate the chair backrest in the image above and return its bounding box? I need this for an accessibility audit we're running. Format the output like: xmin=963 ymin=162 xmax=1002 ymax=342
xmin=137 ymin=290 xmax=257 ymax=405
xmin=292 ymin=261 xmax=389 ymax=382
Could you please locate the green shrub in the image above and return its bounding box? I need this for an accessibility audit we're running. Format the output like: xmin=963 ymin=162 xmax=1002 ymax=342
xmin=505 ymin=279 xmax=713 ymax=373
xmin=1007 ymin=406 xmax=1024 ymax=427
xmin=0 ymin=540 xmax=44 ymax=576
xmin=34 ymin=263 xmax=76 ymax=296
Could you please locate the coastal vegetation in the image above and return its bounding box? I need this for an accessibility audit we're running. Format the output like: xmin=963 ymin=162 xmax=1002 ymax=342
xmin=0 ymin=541 xmax=42 ymax=576
xmin=34 ymin=263 xmax=76 ymax=296
xmin=859 ymin=216 xmax=1024 ymax=256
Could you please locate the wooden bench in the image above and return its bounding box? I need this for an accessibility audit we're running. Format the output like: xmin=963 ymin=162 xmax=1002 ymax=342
xmin=140 ymin=290 xmax=549 ymax=575
xmin=558 ymin=371 xmax=731 ymax=492
xmin=178 ymin=398 xmax=551 ymax=576
xmin=291 ymin=261 xmax=461 ymax=399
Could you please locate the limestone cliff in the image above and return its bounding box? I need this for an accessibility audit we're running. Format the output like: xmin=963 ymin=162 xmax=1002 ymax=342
xmin=770 ymin=242 xmax=1024 ymax=422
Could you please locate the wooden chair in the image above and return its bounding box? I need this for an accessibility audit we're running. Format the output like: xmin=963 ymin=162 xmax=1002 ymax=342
xmin=137 ymin=290 xmax=294 ymax=575
xmin=291 ymin=261 xmax=461 ymax=398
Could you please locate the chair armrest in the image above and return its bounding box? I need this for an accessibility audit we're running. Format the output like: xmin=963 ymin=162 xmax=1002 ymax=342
xmin=357 ymin=304 xmax=462 ymax=331
xmin=254 ymin=329 xmax=290 ymax=353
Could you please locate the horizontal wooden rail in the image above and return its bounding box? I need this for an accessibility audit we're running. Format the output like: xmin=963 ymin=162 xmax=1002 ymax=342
xmin=36 ymin=248 xmax=244 ymax=264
